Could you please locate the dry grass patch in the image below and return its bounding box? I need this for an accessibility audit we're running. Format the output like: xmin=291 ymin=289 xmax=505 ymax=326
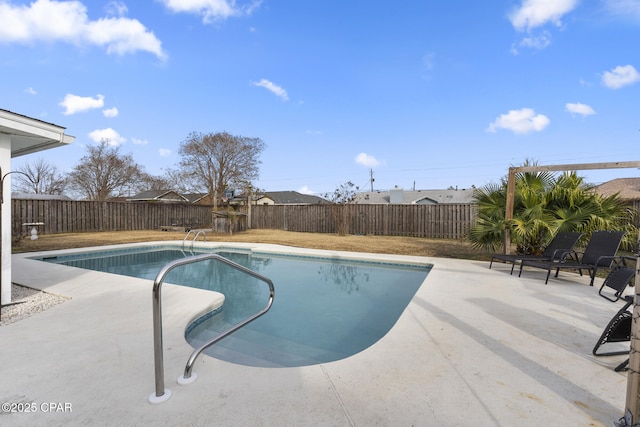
xmin=12 ymin=229 xmax=489 ymax=260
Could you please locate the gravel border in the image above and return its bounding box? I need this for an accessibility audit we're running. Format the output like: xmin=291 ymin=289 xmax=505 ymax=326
xmin=0 ymin=284 xmax=69 ymax=326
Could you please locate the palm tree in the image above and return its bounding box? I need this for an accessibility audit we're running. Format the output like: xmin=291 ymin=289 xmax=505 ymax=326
xmin=470 ymin=167 xmax=637 ymax=253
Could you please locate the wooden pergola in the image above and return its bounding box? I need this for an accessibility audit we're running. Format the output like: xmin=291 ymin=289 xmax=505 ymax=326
xmin=503 ymin=160 xmax=640 ymax=424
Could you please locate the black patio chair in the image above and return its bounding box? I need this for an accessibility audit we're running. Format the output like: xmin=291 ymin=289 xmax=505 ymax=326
xmin=598 ymin=264 xmax=636 ymax=302
xmin=489 ymin=231 xmax=583 ymax=275
xmin=593 ymin=293 xmax=635 ymax=371
xmin=519 ymin=230 xmax=626 ymax=285
xmin=592 ymin=264 xmax=636 ymax=371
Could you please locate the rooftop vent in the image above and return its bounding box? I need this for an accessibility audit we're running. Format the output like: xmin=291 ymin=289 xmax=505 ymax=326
xmin=389 ymin=188 xmax=403 ymax=204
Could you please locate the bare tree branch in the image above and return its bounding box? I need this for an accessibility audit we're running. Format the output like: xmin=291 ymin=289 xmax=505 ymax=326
xmin=178 ymin=131 xmax=265 ymax=205
xmin=13 ymin=158 xmax=67 ymax=195
xmin=67 ymin=140 xmax=146 ymax=200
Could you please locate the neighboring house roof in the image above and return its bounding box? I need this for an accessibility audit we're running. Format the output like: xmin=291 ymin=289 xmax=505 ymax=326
xmin=232 ymin=191 xmax=330 ymax=205
xmin=12 ymin=192 xmax=72 ymax=201
xmin=183 ymin=193 xmax=204 ymax=204
xmin=263 ymin=191 xmax=331 ymax=205
xmin=229 ymin=193 xmax=264 ymax=204
xmin=127 ymin=190 xmax=188 ymax=203
xmin=593 ymin=178 xmax=640 ymax=200
xmin=354 ymin=188 xmax=476 ymax=204
xmin=183 ymin=193 xmax=214 ymax=204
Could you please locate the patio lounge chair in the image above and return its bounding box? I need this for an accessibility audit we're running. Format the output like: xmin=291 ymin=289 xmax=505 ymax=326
xmin=593 ymin=289 xmax=635 ymax=371
xmin=597 ymin=264 xmax=636 ymax=303
xmin=591 ymin=265 xmax=635 ymax=372
xmin=489 ymin=231 xmax=583 ymax=274
xmin=518 ymin=230 xmax=626 ymax=285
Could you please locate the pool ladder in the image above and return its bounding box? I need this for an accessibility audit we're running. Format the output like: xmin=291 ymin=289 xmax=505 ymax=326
xmin=182 ymin=229 xmax=207 ymax=249
xmin=149 ymin=253 xmax=275 ymax=404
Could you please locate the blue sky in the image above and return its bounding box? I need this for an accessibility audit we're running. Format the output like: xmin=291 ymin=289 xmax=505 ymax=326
xmin=2 ymin=0 xmax=639 ymax=196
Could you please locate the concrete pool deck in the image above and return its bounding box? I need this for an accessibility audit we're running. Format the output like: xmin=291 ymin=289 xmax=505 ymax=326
xmin=1 ymin=241 xmax=634 ymax=426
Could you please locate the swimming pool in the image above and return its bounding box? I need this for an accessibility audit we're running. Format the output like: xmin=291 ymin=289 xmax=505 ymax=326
xmin=38 ymin=245 xmax=431 ymax=367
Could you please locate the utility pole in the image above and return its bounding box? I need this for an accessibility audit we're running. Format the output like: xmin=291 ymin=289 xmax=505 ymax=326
xmin=369 ymin=169 xmax=375 ymax=192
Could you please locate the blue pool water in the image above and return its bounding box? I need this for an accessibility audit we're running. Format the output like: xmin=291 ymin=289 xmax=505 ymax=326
xmin=39 ymin=246 xmax=431 ymax=367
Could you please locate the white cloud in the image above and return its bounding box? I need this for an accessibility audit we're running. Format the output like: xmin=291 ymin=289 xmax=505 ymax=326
xmin=602 ymin=0 xmax=640 ymax=21
xmin=602 ymin=64 xmax=640 ymax=89
xmin=160 ymin=0 xmax=261 ymax=23
xmin=565 ymin=102 xmax=596 ymax=116
xmin=105 ymin=1 xmax=128 ymax=17
xmin=0 ymin=0 xmax=166 ymax=60
xmin=103 ymin=107 xmax=119 ymax=118
xmin=59 ymin=93 xmax=104 ymax=115
xmin=298 ymin=185 xmax=315 ymax=195
xmin=519 ymin=32 xmax=552 ymax=49
xmin=355 ymin=152 xmax=381 ymax=168
xmin=509 ymin=0 xmax=578 ymax=31
xmin=486 ymin=108 xmax=550 ymax=134
xmin=88 ymin=127 xmax=125 ymax=146
xmin=158 ymin=148 xmax=172 ymax=157
xmin=252 ymin=79 xmax=289 ymax=101
xmin=132 ymin=137 xmax=148 ymax=145
xmin=24 ymin=87 xmax=37 ymax=95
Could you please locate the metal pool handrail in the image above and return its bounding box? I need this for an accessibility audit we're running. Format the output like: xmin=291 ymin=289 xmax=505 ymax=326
xmin=149 ymin=253 xmax=275 ymax=404
xmin=182 ymin=229 xmax=207 ymax=249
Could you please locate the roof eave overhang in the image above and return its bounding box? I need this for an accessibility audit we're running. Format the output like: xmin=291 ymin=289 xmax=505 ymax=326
xmin=0 ymin=110 xmax=75 ymax=157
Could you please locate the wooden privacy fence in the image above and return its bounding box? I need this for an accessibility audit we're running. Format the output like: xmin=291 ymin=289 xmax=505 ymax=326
xmin=11 ymin=199 xmax=213 ymax=234
xmin=11 ymin=198 xmax=640 ymax=240
xmin=11 ymin=199 xmax=477 ymax=239
xmin=246 ymin=204 xmax=477 ymax=239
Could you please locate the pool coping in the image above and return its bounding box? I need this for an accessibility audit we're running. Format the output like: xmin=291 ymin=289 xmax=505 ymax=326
xmin=2 ymin=241 xmax=632 ymax=426
xmin=26 ymin=240 xmax=435 ymax=268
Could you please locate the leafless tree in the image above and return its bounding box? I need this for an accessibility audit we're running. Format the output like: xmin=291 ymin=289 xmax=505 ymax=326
xmin=178 ymin=131 xmax=265 ymax=206
xmin=13 ymin=158 xmax=67 ymax=194
xmin=67 ymin=140 xmax=146 ymax=200
xmin=139 ymin=173 xmax=172 ymax=192
xmin=324 ymin=181 xmax=359 ymax=204
xmin=161 ymin=167 xmax=201 ymax=194
xmin=324 ymin=181 xmax=359 ymax=235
